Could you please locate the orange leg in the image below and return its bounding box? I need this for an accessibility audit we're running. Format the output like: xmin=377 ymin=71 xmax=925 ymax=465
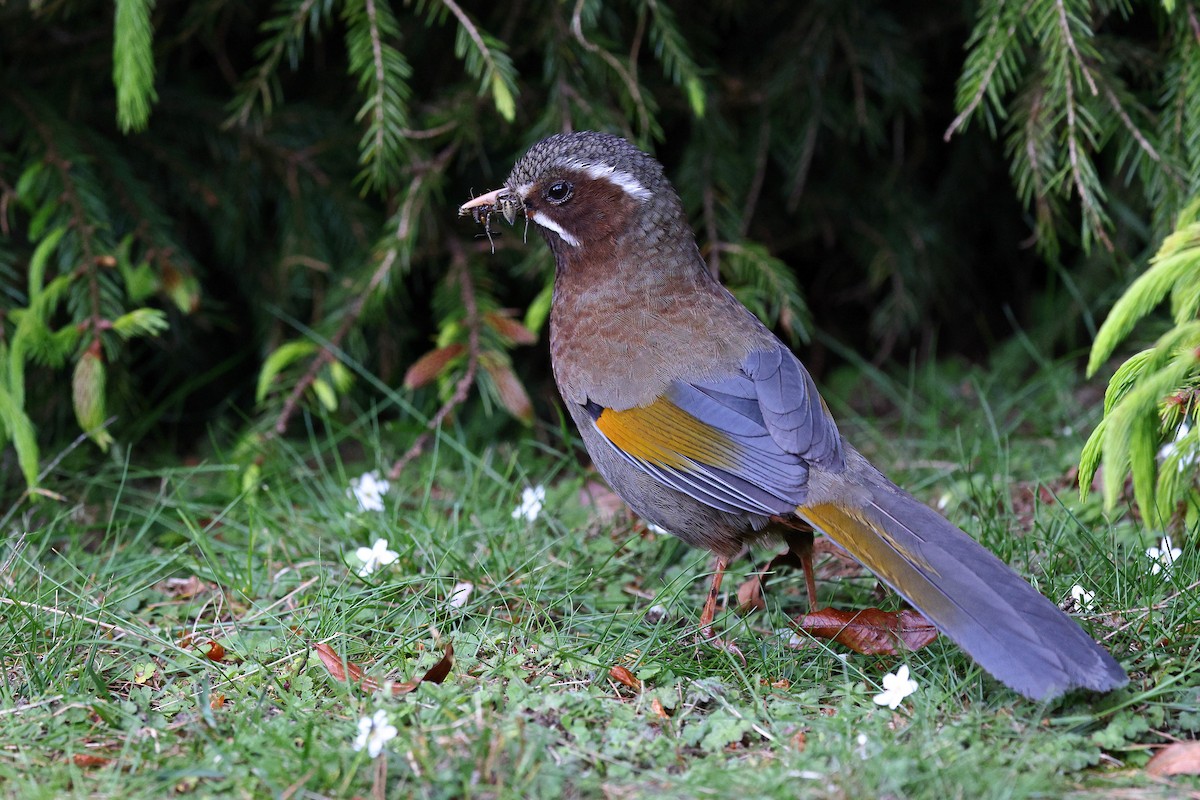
xmin=696 ymin=556 xmax=744 ymax=662
xmin=698 ymin=555 xmax=729 ymax=637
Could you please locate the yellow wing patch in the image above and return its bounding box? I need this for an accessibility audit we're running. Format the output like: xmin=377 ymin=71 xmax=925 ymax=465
xmin=800 ymin=502 xmax=941 ymax=587
xmin=595 ymin=397 xmax=740 ymax=469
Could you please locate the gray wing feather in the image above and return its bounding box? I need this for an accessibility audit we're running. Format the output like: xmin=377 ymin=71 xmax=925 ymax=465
xmin=743 ymin=346 xmax=843 ymax=467
xmin=588 ymin=344 xmax=842 ymax=518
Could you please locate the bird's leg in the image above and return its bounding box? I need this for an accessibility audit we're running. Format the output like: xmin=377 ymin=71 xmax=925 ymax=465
xmin=738 ymin=519 xmax=818 ymax=612
xmin=698 ymin=555 xmax=728 ymax=636
xmin=786 ymin=528 xmax=818 ymax=611
xmin=696 ymin=556 xmax=745 ymax=662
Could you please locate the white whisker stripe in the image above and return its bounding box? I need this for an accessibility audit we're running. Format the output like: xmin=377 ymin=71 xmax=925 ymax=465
xmin=531 ymin=211 xmax=580 ymax=247
xmin=560 ymin=159 xmax=651 ymax=202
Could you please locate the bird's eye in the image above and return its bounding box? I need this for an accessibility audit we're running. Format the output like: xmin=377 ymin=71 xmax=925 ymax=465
xmin=545 ymin=181 xmax=573 ymax=204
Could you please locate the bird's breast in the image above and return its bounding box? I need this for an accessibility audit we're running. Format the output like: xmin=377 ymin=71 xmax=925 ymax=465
xmin=549 ymin=268 xmax=773 ymax=411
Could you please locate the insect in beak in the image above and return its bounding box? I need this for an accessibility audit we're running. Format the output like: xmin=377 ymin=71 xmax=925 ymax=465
xmin=459 ymin=188 xmax=524 ymax=252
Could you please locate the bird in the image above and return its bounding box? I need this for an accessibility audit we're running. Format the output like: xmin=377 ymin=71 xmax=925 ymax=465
xmin=459 ymin=131 xmax=1127 ymax=700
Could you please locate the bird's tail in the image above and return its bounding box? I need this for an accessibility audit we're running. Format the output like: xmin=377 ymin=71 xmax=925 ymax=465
xmin=799 ymin=472 xmax=1127 ymax=700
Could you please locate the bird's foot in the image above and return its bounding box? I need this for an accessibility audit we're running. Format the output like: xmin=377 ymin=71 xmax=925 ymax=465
xmin=696 ymin=626 xmax=746 ymax=664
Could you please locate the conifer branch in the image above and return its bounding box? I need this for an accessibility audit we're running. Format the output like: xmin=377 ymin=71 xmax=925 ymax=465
xmin=571 ymin=0 xmax=650 ymax=136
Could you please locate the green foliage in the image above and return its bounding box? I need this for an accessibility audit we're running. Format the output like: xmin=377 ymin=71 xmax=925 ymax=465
xmin=112 ymin=0 xmax=158 ymax=132
xmin=948 ymin=0 xmax=1190 ymax=260
xmin=1080 ymin=198 xmax=1200 ymax=524
xmin=3 ymin=0 xmax=1200 ymax=498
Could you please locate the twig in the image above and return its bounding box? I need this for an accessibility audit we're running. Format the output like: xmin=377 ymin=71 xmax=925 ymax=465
xmin=274 ymin=145 xmax=456 ymax=434
xmin=388 ymin=238 xmax=480 ymax=479
xmin=571 ymin=0 xmax=649 ymax=137
xmin=1101 ymin=577 xmax=1200 ymax=641
xmin=944 ymin=0 xmax=1035 ymax=141
xmin=1054 ymin=0 xmax=1099 ymax=96
xmin=274 ymin=245 xmax=396 ymax=434
xmin=440 ymin=0 xmax=505 ymax=95
xmin=364 ymin=0 xmax=388 ymax=163
xmin=740 ymin=119 xmax=771 ymax=239
xmin=785 ymin=119 xmax=820 ymax=213
xmin=0 ymin=596 xmax=135 ymax=636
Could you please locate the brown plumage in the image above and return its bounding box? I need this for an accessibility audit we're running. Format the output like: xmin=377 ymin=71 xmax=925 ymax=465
xmin=460 ymin=131 xmax=1127 ymax=700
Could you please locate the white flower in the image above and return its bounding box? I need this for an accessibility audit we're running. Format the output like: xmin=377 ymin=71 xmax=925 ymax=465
xmin=511 ymin=486 xmax=546 ymax=522
xmin=1146 ymin=535 xmax=1182 ymax=577
xmin=1070 ymin=584 xmax=1096 ymax=611
xmin=352 ymin=710 xmax=397 ymax=758
xmin=348 ymin=471 xmax=390 ymax=512
xmin=872 ymin=664 xmax=918 ymax=709
xmin=355 ymin=538 xmax=399 ymax=577
xmin=447 ymin=581 xmax=473 ymax=609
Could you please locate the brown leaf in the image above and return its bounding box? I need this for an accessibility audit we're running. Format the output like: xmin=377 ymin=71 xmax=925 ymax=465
xmin=483 ymin=359 xmax=533 ymax=422
xmin=792 ymin=607 xmax=938 ymax=655
xmin=1147 ymin=741 xmax=1200 ymax=776
xmin=157 ymin=575 xmax=209 ymax=598
xmin=313 ymin=641 xmax=369 ymax=685
xmin=210 ymin=693 xmax=225 ymax=710
xmin=736 ymin=573 xmax=767 ymax=613
xmin=73 ymin=753 xmax=112 ymax=768
xmin=484 ymin=310 xmax=538 ymax=345
xmin=651 ymin=697 xmax=670 ymax=719
xmin=608 ymin=665 xmax=641 ymax=691
xmin=403 ymin=344 xmax=465 ymax=389
xmin=202 ymin=640 xmax=226 ymax=662
xmin=417 ymin=641 xmax=455 ymax=686
xmin=312 ymin=641 xmax=454 ymax=696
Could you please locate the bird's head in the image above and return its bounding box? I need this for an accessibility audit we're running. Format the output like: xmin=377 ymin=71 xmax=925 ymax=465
xmin=460 ymin=132 xmax=693 ymax=270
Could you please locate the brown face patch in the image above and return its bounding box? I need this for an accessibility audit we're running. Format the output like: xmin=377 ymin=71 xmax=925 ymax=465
xmin=525 ymin=169 xmax=640 ymax=259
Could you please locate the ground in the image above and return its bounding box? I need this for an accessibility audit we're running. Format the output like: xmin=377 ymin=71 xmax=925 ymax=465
xmin=1 ymin=350 xmax=1197 ymax=799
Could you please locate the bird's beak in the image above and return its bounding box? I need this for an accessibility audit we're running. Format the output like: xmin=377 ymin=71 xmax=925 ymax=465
xmin=459 ymin=187 xmax=521 ymax=225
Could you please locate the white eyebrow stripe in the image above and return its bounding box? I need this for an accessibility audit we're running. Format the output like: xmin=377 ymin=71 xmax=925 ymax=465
xmin=559 ymin=158 xmax=652 ymax=202
xmin=530 ymin=211 xmax=580 ymax=247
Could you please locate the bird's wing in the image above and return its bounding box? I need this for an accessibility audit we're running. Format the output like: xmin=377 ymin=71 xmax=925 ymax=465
xmin=583 ymin=344 xmax=842 ymax=516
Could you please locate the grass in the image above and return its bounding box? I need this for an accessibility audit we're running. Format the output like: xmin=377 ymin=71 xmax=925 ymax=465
xmin=2 ymin=348 xmax=1198 ymax=799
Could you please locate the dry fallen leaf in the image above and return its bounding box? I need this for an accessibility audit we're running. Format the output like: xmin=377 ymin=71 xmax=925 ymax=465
xmin=608 ymin=665 xmax=641 ymax=691
xmin=313 ymin=641 xmax=454 ymax=696
xmin=791 ymin=607 xmax=938 ymax=655
xmin=1146 ymin=741 xmax=1200 ymax=776
xmin=157 ymin=575 xmax=209 ymax=598
xmin=202 ymin=640 xmax=226 ymax=662
xmin=73 ymin=753 xmax=112 ymax=768
xmin=651 ymin=697 xmax=670 ymax=719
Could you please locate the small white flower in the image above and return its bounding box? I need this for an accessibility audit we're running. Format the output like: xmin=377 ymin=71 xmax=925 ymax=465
xmin=348 ymin=471 xmax=390 ymax=512
xmin=352 ymin=710 xmax=397 ymax=758
xmin=855 ymin=732 xmax=869 ymax=760
xmin=1146 ymin=535 xmax=1182 ymax=577
xmin=355 ymin=538 xmax=399 ymax=577
xmin=1070 ymin=584 xmax=1096 ymax=611
xmin=447 ymin=581 xmax=473 ymax=609
xmin=872 ymin=664 xmax=919 ymax=709
xmin=512 ymin=486 xmax=546 ymax=522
